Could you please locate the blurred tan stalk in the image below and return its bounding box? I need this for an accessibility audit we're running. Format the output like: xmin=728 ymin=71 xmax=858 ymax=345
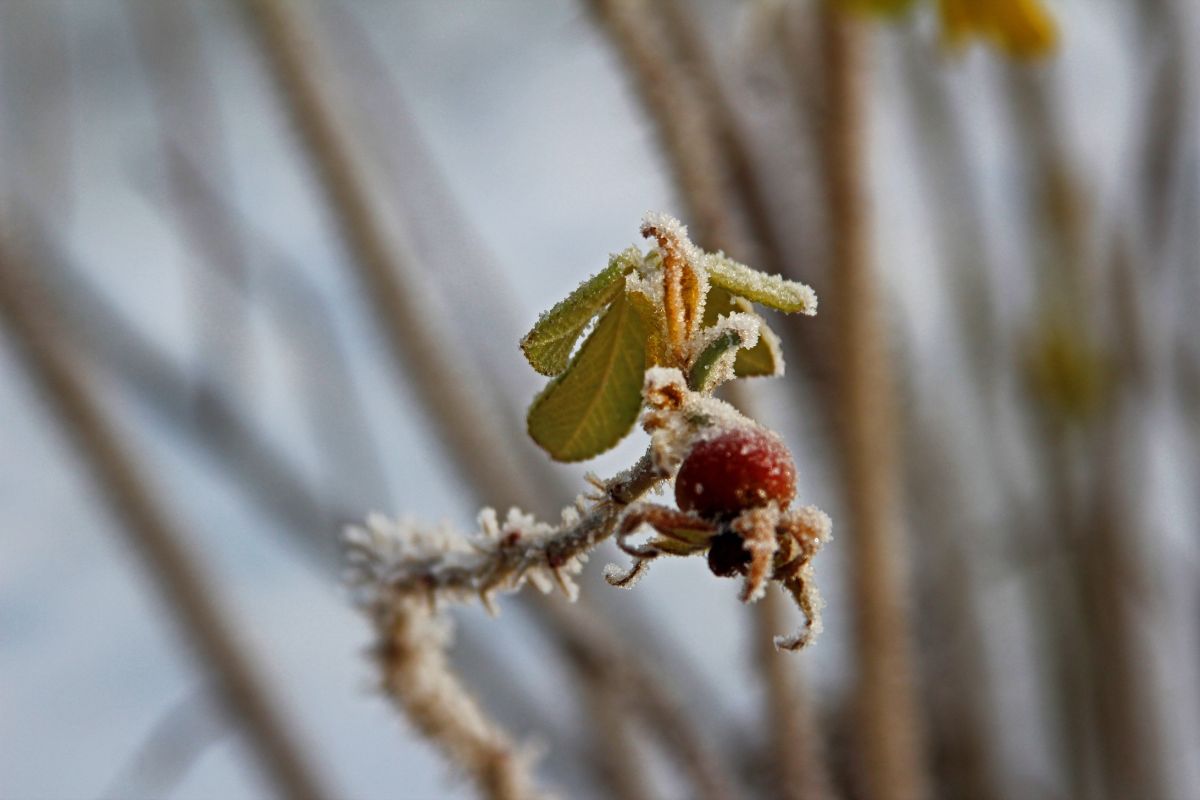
xmin=819 ymin=9 xmax=928 ymax=800
xmin=0 ymin=231 xmax=329 ymax=800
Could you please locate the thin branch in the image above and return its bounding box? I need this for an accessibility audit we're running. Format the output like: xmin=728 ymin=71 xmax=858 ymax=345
xmin=0 ymin=0 xmax=76 ymax=220
xmin=0 ymin=229 xmax=330 ymax=800
xmin=819 ymin=10 xmax=929 ymax=800
xmin=308 ymin=0 xmax=552 ymax=419
xmin=375 ymin=599 xmax=551 ymax=800
xmin=27 ymin=222 xmax=342 ymax=565
xmin=652 ymin=0 xmax=794 ymax=279
xmin=1003 ymin=63 xmax=1171 ymax=800
xmin=578 ymin=675 xmax=656 ymax=800
xmin=344 ymin=456 xmax=662 ymax=611
xmin=531 ymin=592 xmax=741 ymax=800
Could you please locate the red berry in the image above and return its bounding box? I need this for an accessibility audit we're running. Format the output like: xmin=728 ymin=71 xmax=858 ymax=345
xmin=675 ymin=428 xmax=796 ymax=517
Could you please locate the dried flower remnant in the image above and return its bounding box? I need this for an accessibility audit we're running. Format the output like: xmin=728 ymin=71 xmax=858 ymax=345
xmin=346 ymin=214 xmax=825 ymax=796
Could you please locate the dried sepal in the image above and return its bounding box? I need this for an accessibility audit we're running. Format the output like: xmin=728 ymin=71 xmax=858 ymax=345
xmin=771 ymin=506 xmax=832 ymax=651
xmin=640 ymin=212 xmax=708 ymax=363
xmin=731 ymin=505 xmax=782 ymax=604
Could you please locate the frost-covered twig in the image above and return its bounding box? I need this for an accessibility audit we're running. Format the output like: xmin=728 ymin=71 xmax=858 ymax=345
xmin=345 ymin=452 xmax=664 ymax=614
xmin=373 ymin=598 xmax=552 ymax=800
xmin=345 ymin=454 xmax=664 ymax=800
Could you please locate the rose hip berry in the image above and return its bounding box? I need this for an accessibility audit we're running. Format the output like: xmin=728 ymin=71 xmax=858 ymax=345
xmin=675 ymin=428 xmax=797 ymax=518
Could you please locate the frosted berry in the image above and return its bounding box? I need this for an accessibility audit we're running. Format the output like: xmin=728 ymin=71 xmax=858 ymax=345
xmin=675 ymin=428 xmax=797 ymax=518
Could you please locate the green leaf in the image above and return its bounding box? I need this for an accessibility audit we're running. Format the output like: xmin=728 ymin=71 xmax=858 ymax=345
xmin=703 ymin=287 xmax=783 ymax=378
xmin=520 ymin=248 xmax=640 ymax=376
xmin=527 ymin=291 xmax=647 ymax=462
xmin=706 ymin=254 xmax=817 ymax=315
xmin=688 ymin=331 xmax=744 ymax=392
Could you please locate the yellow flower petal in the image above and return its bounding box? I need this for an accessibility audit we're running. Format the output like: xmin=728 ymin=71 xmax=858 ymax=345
xmin=937 ymin=0 xmax=980 ymax=50
xmin=992 ymin=0 xmax=1059 ymax=58
xmin=938 ymin=0 xmax=1058 ymax=59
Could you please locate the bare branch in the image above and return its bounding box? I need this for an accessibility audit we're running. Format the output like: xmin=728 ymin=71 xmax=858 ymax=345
xmin=375 ymin=599 xmax=552 ymax=800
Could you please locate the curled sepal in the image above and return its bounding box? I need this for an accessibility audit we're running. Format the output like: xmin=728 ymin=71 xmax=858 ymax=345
xmin=706 ymin=253 xmax=817 ymax=315
xmin=520 ymin=248 xmax=641 ymax=376
xmin=527 ymin=291 xmax=646 ymax=462
xmin=702 ymin=287 xmax=783 ymax=379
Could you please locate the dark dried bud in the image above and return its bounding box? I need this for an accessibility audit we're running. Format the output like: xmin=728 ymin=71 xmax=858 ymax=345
xmin=707 ymin=531 xmax=750 ymax=577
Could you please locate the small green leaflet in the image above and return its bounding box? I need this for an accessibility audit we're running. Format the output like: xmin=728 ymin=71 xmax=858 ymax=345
xmin=706 ymin=254 xmax=817 ymax=315
xmin=703 ymin=287 xmax=782 ymax=379
xmin=527 ymin=291 xmax=647 ymax=462
xmin=688 ymin=330 xmax=744 ymax=392
xmin=520 ymin=248 xmax=641 ymax=376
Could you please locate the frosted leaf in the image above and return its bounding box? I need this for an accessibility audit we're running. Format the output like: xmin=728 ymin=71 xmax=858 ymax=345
xmin=703 ymin=287 xmax=784 ymax=378
xmin=706 ymin=252 xmax=817 ymax=315
xmin=686 ymin=312 xmax=762 ymax=392
xmin=527 ymin=291 xmax=647 ymax=461
xmin=520 ymin=248 xmax=641 ymax=376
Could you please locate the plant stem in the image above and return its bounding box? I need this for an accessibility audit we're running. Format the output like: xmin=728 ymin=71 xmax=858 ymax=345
xmin=819 ymin=9 xmax=928 ymax=800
